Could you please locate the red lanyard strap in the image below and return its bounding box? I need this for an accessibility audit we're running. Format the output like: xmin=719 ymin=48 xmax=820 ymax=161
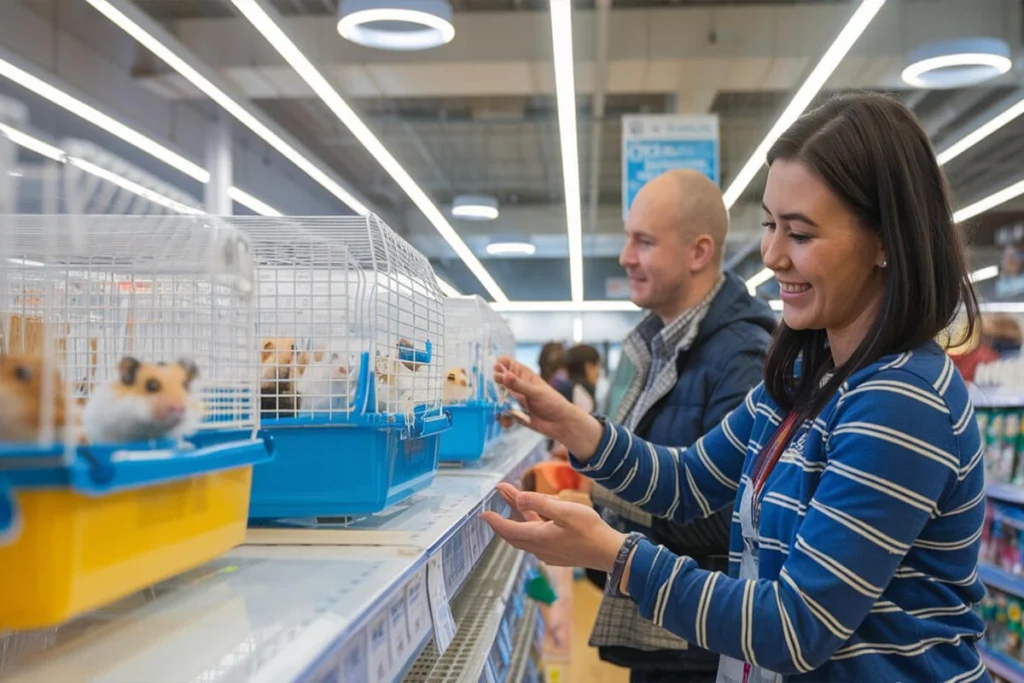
xmin=750 ymin=412 xmax=800 ymax=498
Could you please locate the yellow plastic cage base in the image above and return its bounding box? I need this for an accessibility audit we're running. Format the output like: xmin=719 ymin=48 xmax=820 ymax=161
xmin=0 ymin=465 xmax=253 ymax=630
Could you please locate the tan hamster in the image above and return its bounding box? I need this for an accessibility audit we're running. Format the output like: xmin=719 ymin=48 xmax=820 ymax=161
xmin=442 ymin=367 xmax=472 ymax=403
xmin=0 ymin=354 xmax=68 ymax=443
xmin=82 ymin=357 xmax=202 ymax=444
xmin=260 ymin=337 xmax=301 ymax=417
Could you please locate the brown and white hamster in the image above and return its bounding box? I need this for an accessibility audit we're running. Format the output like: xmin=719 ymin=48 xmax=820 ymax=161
xmin=82 ymin=356 xmax=202 ymax=444
xmin=260 ymin=337 xmax=301 ymax=417
xmin=0 ymin=354 xmax=69 ymax=443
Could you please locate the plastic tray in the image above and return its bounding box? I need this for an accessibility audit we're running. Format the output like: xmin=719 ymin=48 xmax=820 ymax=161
xmin=0 ymin=433 xmax=272 ymax=629
xmin=439 ymin=401 xmax=501 ymax=462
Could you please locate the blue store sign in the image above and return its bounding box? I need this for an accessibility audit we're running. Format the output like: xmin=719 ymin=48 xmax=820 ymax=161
xmin=621 ymin=114 xmax=720 ymax=220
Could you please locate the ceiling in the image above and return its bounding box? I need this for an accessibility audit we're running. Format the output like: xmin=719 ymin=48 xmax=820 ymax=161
xmin=3 ymin=0 xmax=1024 ymax=302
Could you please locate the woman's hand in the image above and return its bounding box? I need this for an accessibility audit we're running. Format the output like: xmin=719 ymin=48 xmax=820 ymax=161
xmin=494 ymin=356 xmax=604 ymax=459
xmin=483 ymin=483 xmax=626 ymax=572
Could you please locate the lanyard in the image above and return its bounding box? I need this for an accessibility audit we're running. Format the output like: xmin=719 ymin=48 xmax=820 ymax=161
xmin=749 ymin=412 xmax=800 ymax=529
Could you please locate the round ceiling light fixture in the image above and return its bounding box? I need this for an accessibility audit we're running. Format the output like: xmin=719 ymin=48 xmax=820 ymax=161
xmin=901 ymin=37 xmax=1012 ymax=89
xmin=486 ymin=241 xmax=536 ymax=257
xmin=452 ymin=194 xmax=499 ymax=221
xmin=337 ymin=0 xmax=455 ymax=51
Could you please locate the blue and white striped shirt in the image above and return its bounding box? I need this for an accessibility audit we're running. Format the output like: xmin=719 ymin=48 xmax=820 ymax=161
xmin=573 ymin=341 xmax=990 ymax=682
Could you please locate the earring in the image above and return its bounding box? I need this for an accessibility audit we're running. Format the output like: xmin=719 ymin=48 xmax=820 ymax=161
xmin=880 ymin=260 xmax=888 ymax=268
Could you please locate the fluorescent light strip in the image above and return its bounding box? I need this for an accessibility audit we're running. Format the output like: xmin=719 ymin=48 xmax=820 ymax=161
xmin=550 ymin=0 xmax=584 ymax=303
xmin=954 ymin=178 xmax=1024 ymax=224
xmin=492 ymin=300 xmax=640 ymax=313
xmin=938 ymin=96 xmax=1024 ymax=166
xmin=0 ymin=53 xmax=280 ymax=217
xmin=0 ymin=122 xmax=64 ymax=161
xmin=67 ymin=157 xmax=204 ymax=215
xmin=0 ymin=123 xmax=210 ymax=214
xmin=572 ymin=316 xmax=584 ymax=343
xmin=969 ymin=265 xmax=1000 ymax=283
xmin=228 ymin=187 xmax=282 ymax=217
xmin=0 ymin=56 xmax=208 ymax=182
xmin=722 ymin=0 xmax=887 ymax=209
xmin=229 ymin=0 xmax=508 ymax=303
xmin=980 ymin=302 xmax=1024 ymax=313
xmin=437 ymin=277 xmax=461 ymax=297
xmin=82 ymin=0 xmax=367 ymax=215
xmin=745 ymin=267 xmax=774 ymax=295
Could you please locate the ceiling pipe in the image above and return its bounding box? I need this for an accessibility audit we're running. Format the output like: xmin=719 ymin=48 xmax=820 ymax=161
xmin=586 ymin=0 xmax=611 ymax=249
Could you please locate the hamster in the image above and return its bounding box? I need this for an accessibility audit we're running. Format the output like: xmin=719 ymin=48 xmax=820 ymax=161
xmin=83 ymin=356 xmax=202 ymax=444
xmin=375 ymin=351 xmax=421 ymax=414
xmin=296 ymin=351 xmax=355 ymax=413
xmin=0 ymin=354 xmax=69 ymax=443
xmin=442 ymin=367 xmax=472 ymax=403
xmin=260 ymin=337 xmax=301 ymax=417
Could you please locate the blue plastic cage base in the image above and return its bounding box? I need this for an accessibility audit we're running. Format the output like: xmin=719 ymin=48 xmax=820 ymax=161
xmin=238 ymin=418 xmax=445 ymax=519
xmin=439 ymin=402 xmax=500 ymax=463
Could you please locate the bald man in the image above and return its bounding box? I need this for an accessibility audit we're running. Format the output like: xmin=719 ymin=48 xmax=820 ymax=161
xmin=587 ymin=170 xmax=776 ymax=683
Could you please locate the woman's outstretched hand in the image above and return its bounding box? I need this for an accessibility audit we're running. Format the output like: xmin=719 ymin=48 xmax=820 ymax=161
xmin=494 ymin=356 xmax=605 ymax=460
xmin=482 ymin=483 xmax=626 ymax=572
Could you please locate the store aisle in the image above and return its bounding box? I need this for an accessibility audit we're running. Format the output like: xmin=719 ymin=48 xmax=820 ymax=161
xmin=570 ymin=578 xmax=630 ymax=683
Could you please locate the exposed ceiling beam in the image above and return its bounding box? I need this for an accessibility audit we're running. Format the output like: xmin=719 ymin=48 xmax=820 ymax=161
xmin=134 ymin=1 xmax=1020 ymax=101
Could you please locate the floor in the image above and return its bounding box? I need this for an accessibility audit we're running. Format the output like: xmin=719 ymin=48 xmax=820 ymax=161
xmin=568 ymin=578 xmax=630 ymax=683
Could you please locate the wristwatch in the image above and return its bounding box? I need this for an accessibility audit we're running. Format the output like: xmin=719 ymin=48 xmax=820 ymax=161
xmin=606 ymin=531 xmax=645 ymax=598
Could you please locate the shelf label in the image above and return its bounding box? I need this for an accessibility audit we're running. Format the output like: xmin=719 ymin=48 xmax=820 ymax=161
xmin=406 ymin=569 xmax=430 ymax=644
xmin=388 ymin=593 xmax=410 ymax=665
xmin=340 ymin=634 xmax=369 ymax=683
xmin=427 ymin=553 xmax=458 ymax=655
xmin=368 ymin=611 xmax=392 ymax=683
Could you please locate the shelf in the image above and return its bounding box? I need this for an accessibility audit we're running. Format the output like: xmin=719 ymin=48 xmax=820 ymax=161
xmin=0 ymin=429 xmax=546 ymax=683
xmin=988 ymin=483 xmax=1024 ymax=506
xmin=504 ymin=602 xmax=541 ymax=683
xmin=980 ymin=643 xmax=1024 ymax=683
xmin=979 ymin=563 xmax=1024 ymax=599
xmin=245 ymin=428 xmax=545 ymax=597
xmin=969 ymin=386 xmax=1024 ymax=409
xmin=403 ymin=540 xmax=526 ymax=683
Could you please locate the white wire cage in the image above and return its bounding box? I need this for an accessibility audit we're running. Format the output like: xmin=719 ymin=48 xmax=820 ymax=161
xmin=441 ymin=295 xmax=491 ymax=405
xmin=231 ymin=214 xmax=445 ymax=426
xmin=483 ymin=305 xmax=515 ymax=404
xmin=0 ymin=215 xmax=257 ymax=450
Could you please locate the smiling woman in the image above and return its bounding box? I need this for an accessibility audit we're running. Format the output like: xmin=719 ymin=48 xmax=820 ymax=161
xmin=484 ymin=92 xmax=992 ymax=683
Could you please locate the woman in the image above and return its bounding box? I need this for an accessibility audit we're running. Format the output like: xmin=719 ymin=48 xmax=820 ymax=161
xmin=484 ymin=93 xmax=989 ymax=682
xmin=563 ymin=343 xmax=601 ymax=413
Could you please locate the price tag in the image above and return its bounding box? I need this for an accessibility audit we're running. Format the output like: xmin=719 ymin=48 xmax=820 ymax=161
xmin=449 ymin=531 xmax=467 ymax=587
xmin=406 ymin=569 xmax=430 ymax=643
xmin=367 ymin=611 xmax=392 ymax=683
xmin=340 ymin=634 xmax=369 ymax=683
xmin=467 ymin=521 xmax=481 ymax=563
xmin=426 ymin=553 xmax=458 ymax=655
xmin=388 ymin=594 xmax=410 ymax=665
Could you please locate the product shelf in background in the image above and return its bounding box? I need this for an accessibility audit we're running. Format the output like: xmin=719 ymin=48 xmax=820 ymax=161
xmin=979 ymin=642 xmax=1024 ymax=683
xmin=989 ymin=483 xmax=1024 ymax=506
xmin=980 ymin=563 xmax=1024 ymax=600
